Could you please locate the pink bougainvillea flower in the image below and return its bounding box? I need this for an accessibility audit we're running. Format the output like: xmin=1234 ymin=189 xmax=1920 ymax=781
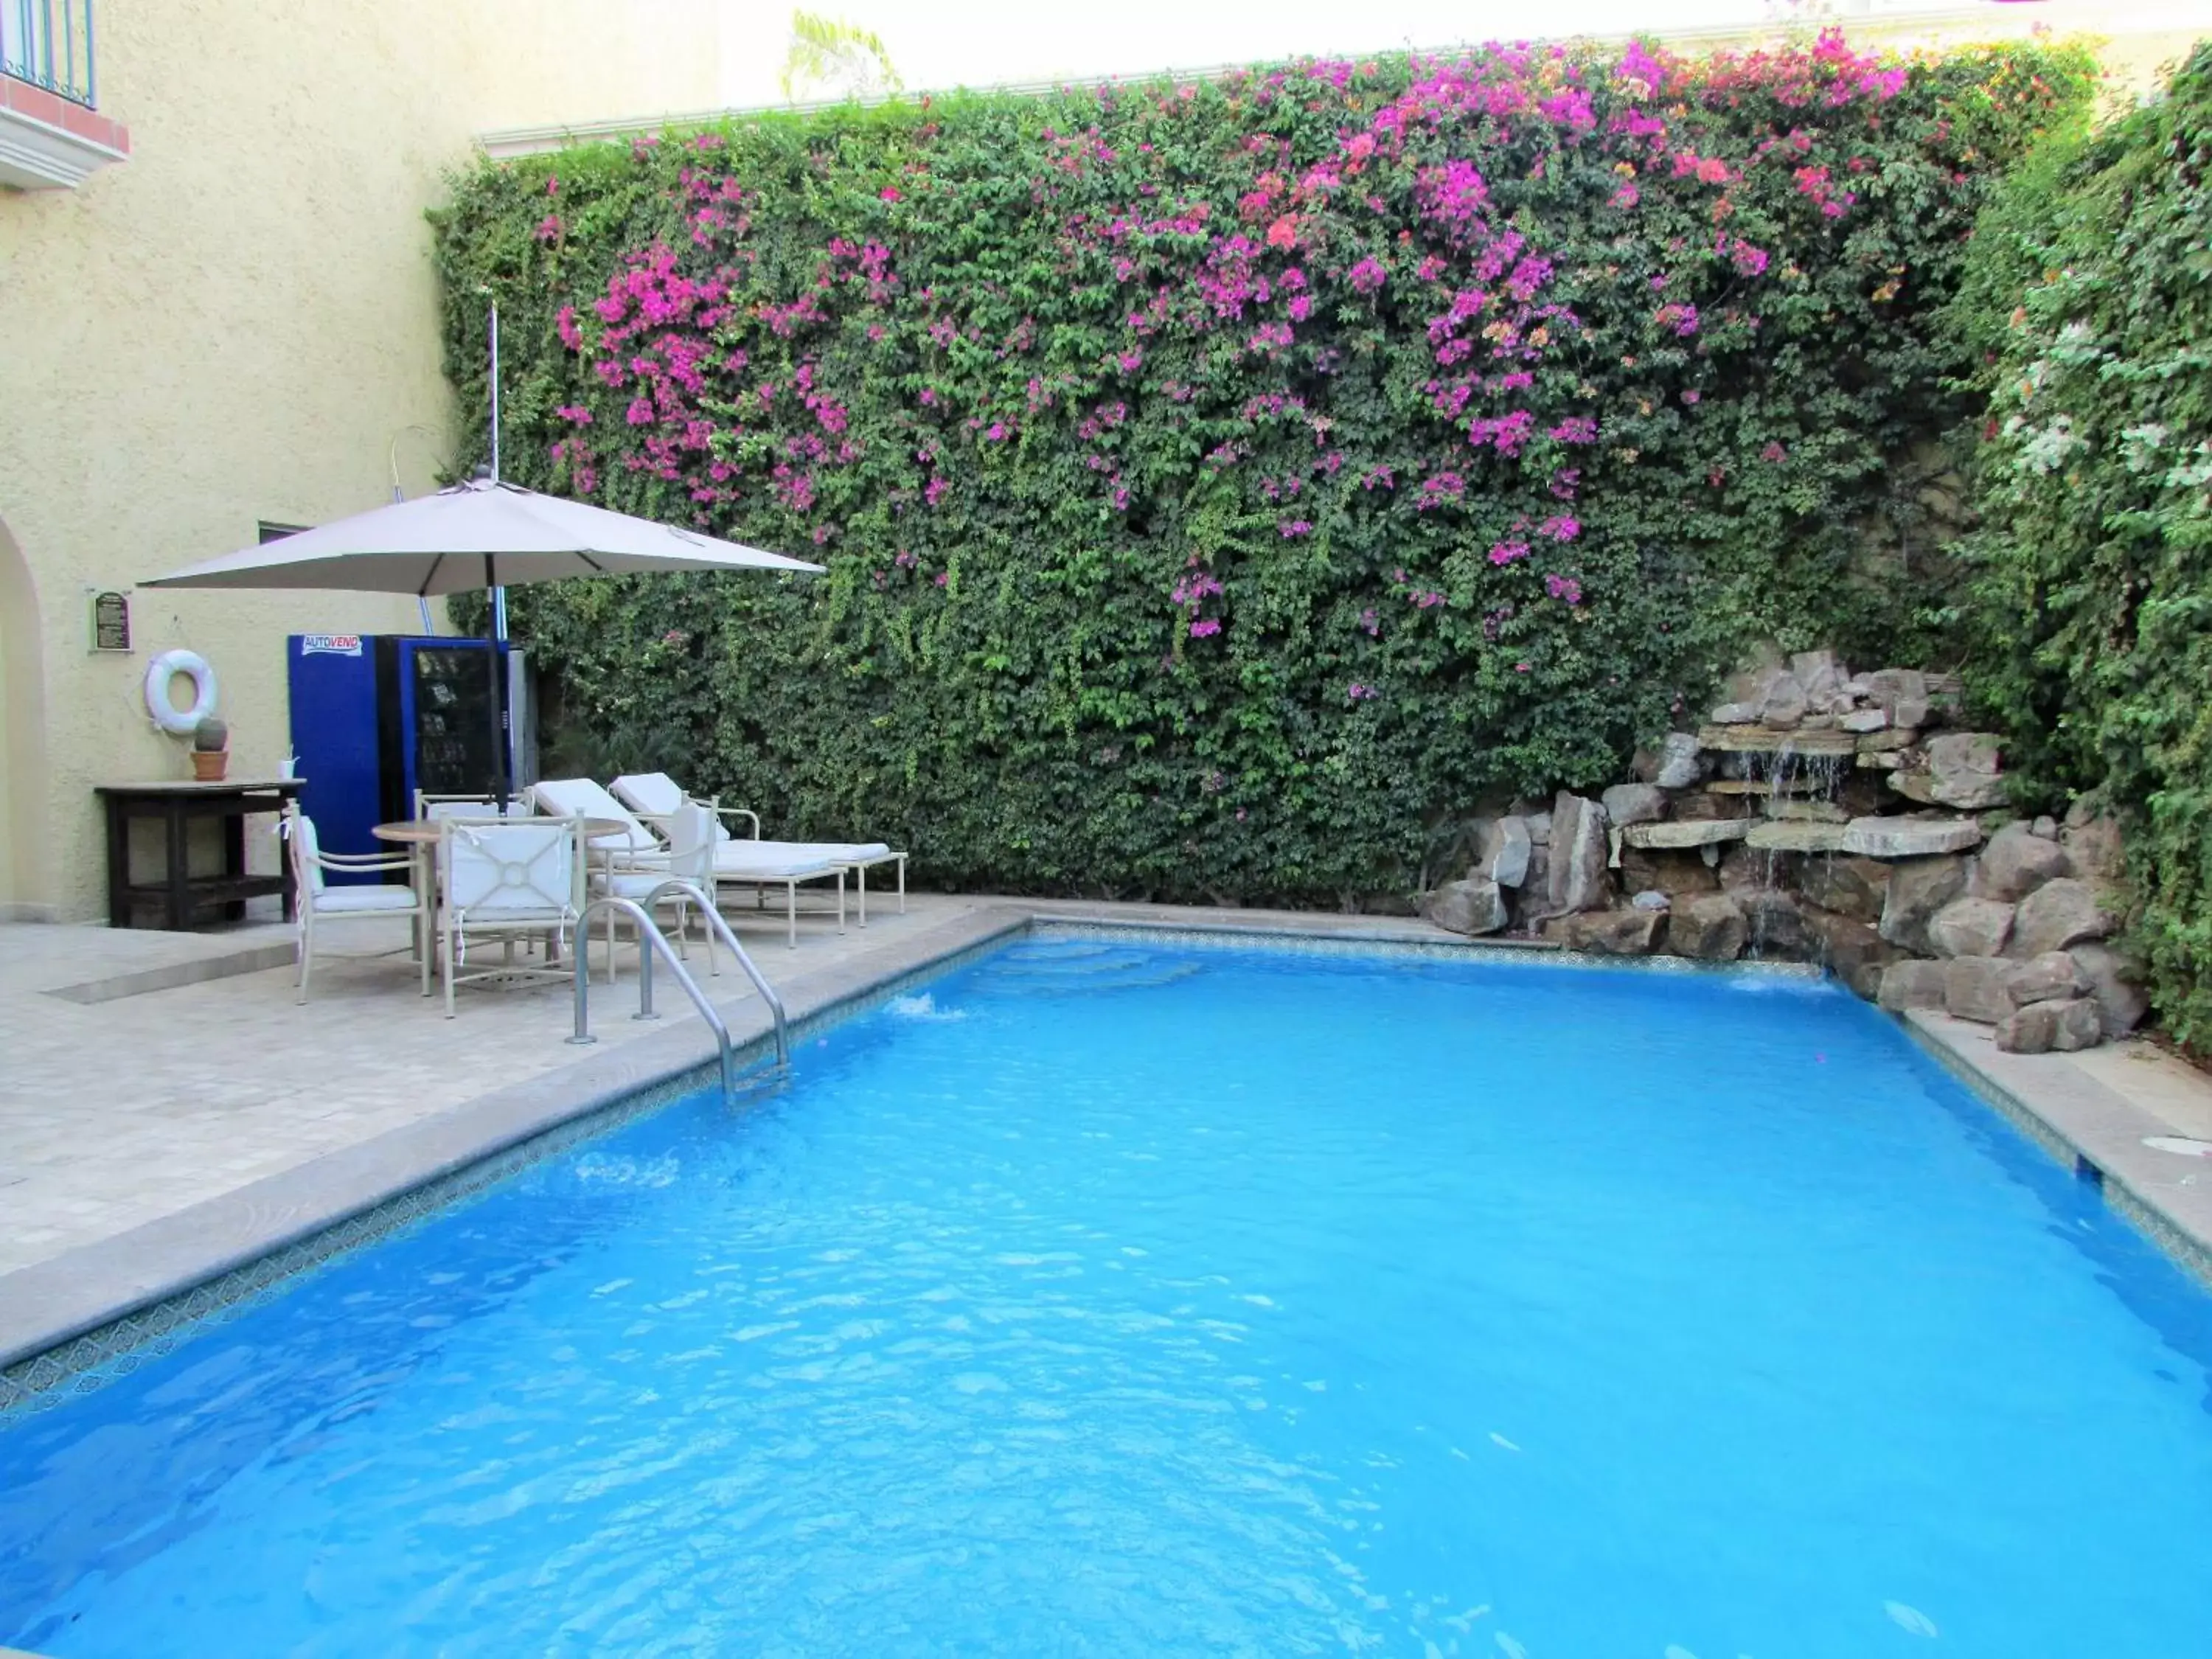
xmin=1548 ymin=416 xmax=1598 ymax=445
xmin=1266 ymin=215 xmax=1300 ymax=249
xmin=1540 ymin=515 xmax=1580 ymax=540
xmin=1761 ymin=441 xmax=1788 ymax=462
xmin=1514 ymin=661 xmax=1532 ymax=672
xmin=1489 ymin=540 xmax=1531 ymax=566
xmin=1190 ymin=617 xmax=1222 ymax=636
xmin=1280 ymin=521 xmax=1313 ymax=537
xmin=880 ymin=186 xmax=902 ymax=201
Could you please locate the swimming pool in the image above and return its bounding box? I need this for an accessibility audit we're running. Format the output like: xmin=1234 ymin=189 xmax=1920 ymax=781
xmin=4 ymin=932 xmax=2210 ymax=1657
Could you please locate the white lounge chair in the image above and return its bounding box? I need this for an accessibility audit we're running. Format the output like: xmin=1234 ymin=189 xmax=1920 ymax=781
xmin=534 ymin=776 xmax=844 ymax=949
xmin=610 ymin=771 xmax=906 ymax=925
xmin=282 ymin=801 xmax=432 ymax=1004
xmin=437 ymin=815 xmax=585 ymax=1018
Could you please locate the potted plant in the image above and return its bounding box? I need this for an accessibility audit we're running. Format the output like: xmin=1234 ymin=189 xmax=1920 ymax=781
xmin=190 ymin=715 xmax=229 ymax=782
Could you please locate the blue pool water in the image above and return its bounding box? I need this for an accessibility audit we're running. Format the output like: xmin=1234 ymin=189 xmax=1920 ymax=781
xmin=4 ymin=935 xmax=2212 ymax=1657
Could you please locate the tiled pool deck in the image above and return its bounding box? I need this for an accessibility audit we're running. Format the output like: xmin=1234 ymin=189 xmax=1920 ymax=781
xmin=4 ymin=900 xmax=2211 ymax=1401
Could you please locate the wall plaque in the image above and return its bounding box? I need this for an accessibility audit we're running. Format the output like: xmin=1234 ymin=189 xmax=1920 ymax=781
xmin=91 ymin=591 xmax=131 ymax=653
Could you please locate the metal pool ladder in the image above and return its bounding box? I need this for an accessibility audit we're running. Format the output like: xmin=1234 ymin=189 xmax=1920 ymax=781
xmin=572 ymin=880 xmax=790 ymax=1105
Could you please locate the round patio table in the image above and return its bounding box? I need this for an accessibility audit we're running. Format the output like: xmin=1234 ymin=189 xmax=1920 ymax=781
xmin=369 ymin=817 xmax=632 ymax=846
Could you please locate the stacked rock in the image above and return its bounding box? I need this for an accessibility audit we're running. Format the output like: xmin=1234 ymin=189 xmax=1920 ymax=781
xmin=1418 ymin=648 xmax=2146 ymax=1051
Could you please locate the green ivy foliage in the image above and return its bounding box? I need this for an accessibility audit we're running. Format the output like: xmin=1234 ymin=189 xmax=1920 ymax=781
xmin=1952 ymin=43 xmax=2212 ymax=1048
xmin=434 ymin=35 xmax=2088 ymax=905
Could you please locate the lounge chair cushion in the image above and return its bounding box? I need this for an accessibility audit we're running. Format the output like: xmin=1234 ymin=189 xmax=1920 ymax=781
xmin=745 ymin=838 xmax=894 ymax=864
xmin=712 ymin=844 xmax=843 ymax=880
xmin=529 ymin=778 xmax=660 ymax=852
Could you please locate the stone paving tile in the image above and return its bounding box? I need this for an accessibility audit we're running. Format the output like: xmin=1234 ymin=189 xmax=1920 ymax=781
xmin=0 ymin=898 xmax=989 ymax=1279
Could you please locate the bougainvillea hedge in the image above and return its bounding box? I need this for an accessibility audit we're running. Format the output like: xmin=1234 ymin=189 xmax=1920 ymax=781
xmin=1950 ymin=43 xmax=2212 ymax=1048
xmin=433 ymin=34 xmax=2090 ymax=905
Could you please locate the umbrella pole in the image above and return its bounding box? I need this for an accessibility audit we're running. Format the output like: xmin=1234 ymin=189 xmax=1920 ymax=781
xmin=485 ymin=558 xmax=510 ymax=814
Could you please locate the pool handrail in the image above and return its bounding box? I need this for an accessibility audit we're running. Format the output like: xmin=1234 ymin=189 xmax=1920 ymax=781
xmin=638 ymin=877 xmax=791 ymax=1071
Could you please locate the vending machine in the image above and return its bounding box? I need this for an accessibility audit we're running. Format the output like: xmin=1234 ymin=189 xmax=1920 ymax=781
xmin=286 ymin=634 xmax=537 ymax=880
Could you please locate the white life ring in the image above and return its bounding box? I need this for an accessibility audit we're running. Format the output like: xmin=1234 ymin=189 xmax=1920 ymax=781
xmin=145 ymin=649 xmax=218 ymax=736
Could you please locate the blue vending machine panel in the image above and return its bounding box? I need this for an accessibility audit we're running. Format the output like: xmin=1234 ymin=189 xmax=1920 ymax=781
xmin=286 ymin=633 xmax=383 ymax=880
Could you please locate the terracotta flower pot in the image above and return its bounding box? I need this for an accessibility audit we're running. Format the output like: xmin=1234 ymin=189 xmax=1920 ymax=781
xmin=191 ymin=749 xmax=229 ymax=782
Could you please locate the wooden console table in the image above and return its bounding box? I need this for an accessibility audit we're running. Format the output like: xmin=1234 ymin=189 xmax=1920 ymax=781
xmin=96 ymin=779 xmax=305 ymax=930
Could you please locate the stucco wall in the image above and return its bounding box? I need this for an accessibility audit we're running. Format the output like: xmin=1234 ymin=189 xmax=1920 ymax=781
xmin=0 ymin=1 xmax=768 ymax=919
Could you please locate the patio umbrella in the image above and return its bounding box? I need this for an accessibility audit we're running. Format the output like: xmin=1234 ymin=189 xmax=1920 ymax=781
xmin=143 ymin=476 xmax=824 ymax=805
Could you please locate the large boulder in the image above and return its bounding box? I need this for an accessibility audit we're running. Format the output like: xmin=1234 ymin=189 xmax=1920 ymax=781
xmin=1601 ymin=782 xmax=1667 ymax=827
xmin=1878 ymin=855 xmax=1970 ymax=953
xmin=1927 ymin=897 xmax=2016 ymax=959
xmin=1863 ymin=667 xmax=1931 ymax=728
xmin=1544 ymin=792 xmax=1611 ymax=917
xmin=1890 ymin=731 xmax=2006 ymax=810
xmin=2006 ymin=951 xmax=2087 ymax=1006
xmin=2059 ymin=799 xmax=2126 ymax=886
xmin=1797 ymin=855 xmax=1892 ymax=924
xmin=1842 ymin=815 xmax=1983 ymax=858
xmin=1972 ymin=822 xmax=2070 ymax=903
xmin=1426 ymin=877 xmax=1509 ymax=936
xmin=1943 ymin=956 xmax=2017 ymax=1024
xmin=1760 ymin=672 xmax=1809 ymax=726
xmin=1995 ymin=998 xmax=2103 ymax=1055
xmin=1651 ymin=731 xmax=1706 ymax=789
xmin=2068 ymin=942 xmax=2149 ymax=1038
xmin=2007 ymin=877 xmax=2118 ymax=959
xmin=1475 ymin=815 xmax=1534 ymax=888
xmin=1551 ymin=908 xmax=1665 ymax=956
xmin=1878 ymin=959 xmax=1949 ymax=1012
xmin=1668 ymin=893 xmax=1747 ymax=961
xmin=1804 ymin=906 xmax=1903 ymax=998
xmin=1791 ymin=649 xmax=1844 ymax=703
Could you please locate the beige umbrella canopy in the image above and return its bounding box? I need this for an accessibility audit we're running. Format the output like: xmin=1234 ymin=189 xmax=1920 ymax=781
xmin=143 ymin=477 xmax=823 ymax=803
xmin=142 ymin=477 xmax=823 ymax=593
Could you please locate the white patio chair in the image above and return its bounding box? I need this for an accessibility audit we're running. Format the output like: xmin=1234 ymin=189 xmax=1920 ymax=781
xmin=591 ymin=800 xmax=721 ymax=976
xmin=611 ymin=770 xmax=904 ymax=925
xmin=436 ymin=815 xmax=585 ymax=1018
xmin=282 ymin=801 xmax=431 ymax=1004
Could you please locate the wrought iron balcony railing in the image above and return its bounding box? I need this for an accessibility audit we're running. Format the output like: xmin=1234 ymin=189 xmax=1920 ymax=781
xmin=2 ymin=0 xmax=96 ymax=108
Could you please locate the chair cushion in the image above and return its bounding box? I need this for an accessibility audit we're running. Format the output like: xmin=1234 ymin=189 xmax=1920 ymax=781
xmin=596 ymin=870 xmax=684 ymax=901
xmin=313 ymin=885 xmax=420 ymax=914
xmin=747 ymin=838 xmax=895 ymax=863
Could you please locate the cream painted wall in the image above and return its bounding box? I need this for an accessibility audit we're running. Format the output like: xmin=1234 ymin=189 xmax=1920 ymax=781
xmin=0 ymin=1 xmax=774 ymax=920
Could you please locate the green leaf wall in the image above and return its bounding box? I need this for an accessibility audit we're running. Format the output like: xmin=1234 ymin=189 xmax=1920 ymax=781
xmin=434 ymin=35 xmax=2089 ymax=907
